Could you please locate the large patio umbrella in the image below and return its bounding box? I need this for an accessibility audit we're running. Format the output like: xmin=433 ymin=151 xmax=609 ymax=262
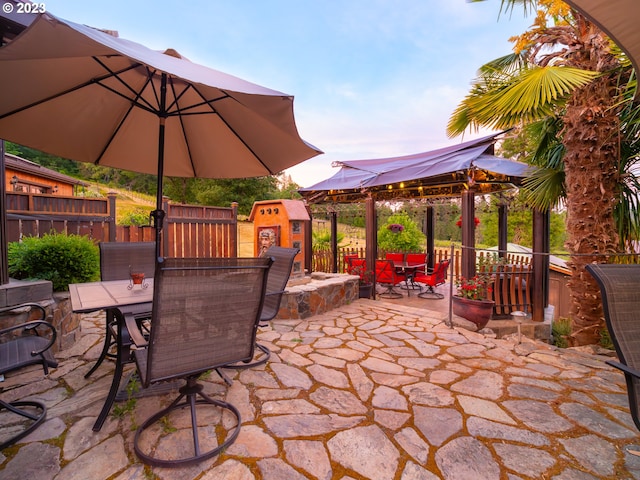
xmin=564 ymin=0 xmax=640 ymax=76
xmin=0 ymin=13 xmax=322 ymax=259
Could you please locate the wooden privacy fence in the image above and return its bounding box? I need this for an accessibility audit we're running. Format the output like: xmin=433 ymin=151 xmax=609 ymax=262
xmin=5 ymin=191 xmax=114 ymax=243
xmin=5 ymin=192 xmax=238 ymax=258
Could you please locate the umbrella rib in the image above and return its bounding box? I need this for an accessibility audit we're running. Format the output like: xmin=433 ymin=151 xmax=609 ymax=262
xmin=93 ymin=58 xmax=159 ymax=113
xmin=168 ymin=78 xmax=197 ymax=175
xmin=93 ymin=101 xmax=137 ymax=166
xmin=0 ymin=61 xmax=145 ymax=121
xmin=187 ymin=83 xmax=276 ymax=174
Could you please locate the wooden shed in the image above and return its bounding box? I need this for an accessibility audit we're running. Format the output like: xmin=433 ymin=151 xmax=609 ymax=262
xmin=249 ymin=199 xmax=309 ymax=277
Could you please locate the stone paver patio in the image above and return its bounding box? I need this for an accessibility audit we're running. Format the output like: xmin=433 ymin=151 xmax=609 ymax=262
xmin=1 ymin=298 xmax=640 ymax=479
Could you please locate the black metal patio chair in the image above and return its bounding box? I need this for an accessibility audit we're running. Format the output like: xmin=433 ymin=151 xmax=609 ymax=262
xmin=85 ymin=241 xmax=155 ymax=378
xmin=225 ymin=246 xmax=299 ymax=369
xmin=0 ymin=303 xmax=57 ymax=449
xmin=587 ymin=263 xmax=640 ymax=433
xmin=123 ymin=256 xmax=272 ymax=467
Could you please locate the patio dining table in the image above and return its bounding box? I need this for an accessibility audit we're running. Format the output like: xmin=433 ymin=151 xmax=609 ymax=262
xmin=391 ymin=261 xmax=426 ymax=296
xmin=68 ymin=279 xmax=153 ymax=432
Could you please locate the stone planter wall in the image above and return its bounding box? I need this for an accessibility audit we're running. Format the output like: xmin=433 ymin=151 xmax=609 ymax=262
xmin=0 ymin=293 xmax=82 ymax=354
xmin=276 ymin=273 xmax=359 ymax=319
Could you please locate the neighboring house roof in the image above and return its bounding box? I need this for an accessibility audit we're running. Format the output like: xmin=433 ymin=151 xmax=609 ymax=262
xmin=481 ymin=243 xmax=571 ymax=275
xmin=5 ymin=153 xmax=86 ymax=186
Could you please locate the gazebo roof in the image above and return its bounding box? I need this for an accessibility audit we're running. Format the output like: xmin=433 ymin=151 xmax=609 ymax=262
xmin=299 ymin=131 xmax=530 ymax=203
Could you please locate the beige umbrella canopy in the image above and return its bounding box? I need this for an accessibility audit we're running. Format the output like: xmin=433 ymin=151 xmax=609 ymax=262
xmin=0 ymin=13 xmax=322 ymax=257
xmin=565 ymin=0 xmax=640 ymax=75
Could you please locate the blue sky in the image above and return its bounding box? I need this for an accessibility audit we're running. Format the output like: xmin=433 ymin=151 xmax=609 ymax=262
xmin=44 ymin=0 xmax=533 ymax=187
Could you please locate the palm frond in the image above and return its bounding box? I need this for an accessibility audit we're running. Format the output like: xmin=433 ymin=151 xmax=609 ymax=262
xmin=521 ymin=166 xmax=565 ymax=211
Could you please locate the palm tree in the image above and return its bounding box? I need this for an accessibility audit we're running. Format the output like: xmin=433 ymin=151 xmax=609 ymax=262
xmin=449 ymin=1 xmax=634 ymax=345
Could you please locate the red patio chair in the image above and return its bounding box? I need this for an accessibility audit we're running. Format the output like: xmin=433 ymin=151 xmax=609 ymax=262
xmin=385 ymin=252 xmax=408 ymax=288
xmin=375 ymin=259 xmax=405 ymax=299
xmin=344 ymin=253 xmax=359 ymax=273
xmin=405 ymin=252 xmax=427 ymax=291
xmin=416 ymin=259 xmax=450 ymax=299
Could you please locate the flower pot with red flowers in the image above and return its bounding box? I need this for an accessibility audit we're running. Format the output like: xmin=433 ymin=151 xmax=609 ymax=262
xmin=456 ymin=216 xmax=481 ymax=228
xmin=349 ymin=261 xmax=374 ymax=299
xmin=452 ymin=274 xmax=494 ymax=329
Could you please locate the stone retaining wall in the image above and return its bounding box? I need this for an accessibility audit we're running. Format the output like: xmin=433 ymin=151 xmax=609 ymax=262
xmin=0 ymin=293 xmax=82 ymax=354
xmin=276 ymin=273 xmax=359 ymax=319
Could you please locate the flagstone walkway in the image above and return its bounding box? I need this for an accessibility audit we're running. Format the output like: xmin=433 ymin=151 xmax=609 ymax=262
xmin=1 ymin=299 xmax=640 ymax=480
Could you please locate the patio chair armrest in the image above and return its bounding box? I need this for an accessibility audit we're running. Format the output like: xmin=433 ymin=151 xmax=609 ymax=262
xmin=607 ymin=359 xmax=640 ymax=378
xmin=123 ymin=312 xmax=148 ymax=348
xmin=606 ymin=359 xmax=640 ymax=379
xmin=0 ymin=302 xmax=46 ymax=322
xmin=0 ymin=319 xmax=57 ymax=357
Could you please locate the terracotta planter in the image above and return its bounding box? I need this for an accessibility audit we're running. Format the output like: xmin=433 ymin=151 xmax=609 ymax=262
xmin=359 ymin=283 xmax=373 ymax=299
xmin=452 ymin=296 xmax=494 ymax=329
xmin=130 ymin=272 xmax=145 ymax=285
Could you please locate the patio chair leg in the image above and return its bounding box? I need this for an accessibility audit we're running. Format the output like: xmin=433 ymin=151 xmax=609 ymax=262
xmin=0 ymin=399 xmax=47 ymax=449
xmin=133 ymin=377 xmax=242 ymax=467
xmin=417 ymin=286 xmax=445 ymax=299
xmin=378 ymin=285 xmax=403 ymax=299
xmin=85 ymin=310 xmax=116 ymax=379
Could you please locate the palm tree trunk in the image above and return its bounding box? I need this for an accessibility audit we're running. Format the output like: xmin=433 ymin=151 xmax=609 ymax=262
xmin=562 ymin=75 xmax=620 ymax=346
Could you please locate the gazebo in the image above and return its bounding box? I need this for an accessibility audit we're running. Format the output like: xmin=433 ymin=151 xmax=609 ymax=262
xmin=299 ymin=131 xmax=551 ymax=322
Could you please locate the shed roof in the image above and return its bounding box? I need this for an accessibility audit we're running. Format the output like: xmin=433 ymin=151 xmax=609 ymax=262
xmin=249 ymin=199 xmax=310 ymax=221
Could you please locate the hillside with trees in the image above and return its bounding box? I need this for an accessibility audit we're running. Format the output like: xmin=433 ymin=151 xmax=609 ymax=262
xmin=5 ymin=141 xmax=302 ymax=216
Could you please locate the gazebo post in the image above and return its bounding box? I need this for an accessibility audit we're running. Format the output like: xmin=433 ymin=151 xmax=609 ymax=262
xmin=425 ymin=206 xmax=435 ymax=269
xmin=498 ymin=202 xmax=508 ymax=259
xmin=461 ymin=189 xmax=476 ymax=279
xmin=330 ymin=209 xmax=338 ymax=273
xmin=532 ymin=208 xmax=550 ymax=322
xmin=365 ymin=195 xmax=377 ymax=298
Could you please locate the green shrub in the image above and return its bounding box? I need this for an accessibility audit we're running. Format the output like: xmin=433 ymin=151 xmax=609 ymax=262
xmin=377 ymin=212 xmax=425 ymax=252
xmin=599 ymin=326 xmax=614 ymax=350
xmin=552 ymin=317 xmax=572 ymax=348
xmin=119 ymin=208 xmax=151 ymax=227
xmin=8 ymin=233 xmax=100 ymax=291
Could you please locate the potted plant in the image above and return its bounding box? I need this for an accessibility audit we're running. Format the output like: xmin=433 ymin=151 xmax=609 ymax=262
xmin=351 ymin=263 xmax=374 ymax=299
xmin=452 ymin=274 xmax=494 ymax=329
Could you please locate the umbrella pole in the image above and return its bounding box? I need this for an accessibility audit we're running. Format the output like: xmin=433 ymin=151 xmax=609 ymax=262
xmin=152 ymin=74 xmax=168 ymax=263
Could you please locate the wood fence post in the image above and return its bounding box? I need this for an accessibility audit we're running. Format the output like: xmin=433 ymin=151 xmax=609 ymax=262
xmin=107 ymin=192 xmax=117 ymax=242
xmin=231 ymin=202 xmax=238 ymax=257
xmin=0 ymin=140 xmax=8 ymax=284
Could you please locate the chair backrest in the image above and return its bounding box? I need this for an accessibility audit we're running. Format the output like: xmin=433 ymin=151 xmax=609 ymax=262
xmin=385 ymin=252 xmax=405 ymax=264
xmin=375 ymin=259 xmax=397 ymax=284
xmin=143 ymin=257 xmax=271 ymax=385
xmin=99 ymin=242 xmax=156 ymax=281
xmin=586 ymin=263 xmax=640 ymax=429
xmin=431 ymin=259 xmax=450 ymax=285
xmin=347 ymin=257 xmax=367 ymax=277
xmin=406 ymin=253 xmax=427 ymax=268
xmin=261 ymin=246 xmax=299 ymax=322
xmin=343 ymin=254 xmax=359 ymax=273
